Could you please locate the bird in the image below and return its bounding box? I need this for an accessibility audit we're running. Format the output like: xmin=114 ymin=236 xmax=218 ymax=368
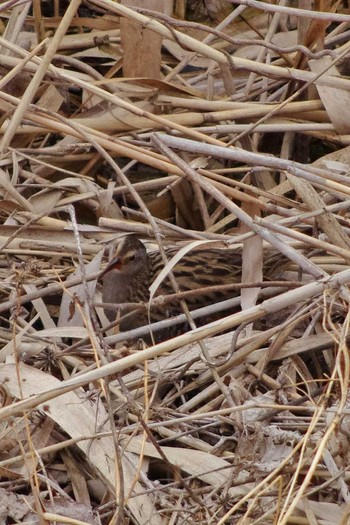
xmin=100 ymin=234 xmax=285 ymax=339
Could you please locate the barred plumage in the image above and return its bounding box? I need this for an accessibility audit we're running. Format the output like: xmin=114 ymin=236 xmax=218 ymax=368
xmin=101 ymin=235 xmax=285 ymax=338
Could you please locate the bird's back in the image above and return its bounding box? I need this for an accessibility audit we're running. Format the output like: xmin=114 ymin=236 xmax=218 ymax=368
xmin=148 ymin=247 xmax=242 ymax=300
xmin=102 ymin=237 xmax=288 ymax=339
xmin=147 ymin=244 xmax=286 ymax=313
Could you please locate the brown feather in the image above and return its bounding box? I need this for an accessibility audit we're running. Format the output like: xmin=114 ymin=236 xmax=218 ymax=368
xmin=101 ymin=235 xmax=286 ymax=338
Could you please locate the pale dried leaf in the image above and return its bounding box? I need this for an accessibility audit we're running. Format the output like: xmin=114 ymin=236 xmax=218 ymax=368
xmin=0 ymin=364 xmax=164 ymax=525
xmin=310 ymin=57 xmax=350 ymax=134
xmin=126 ymin=437 xmax=231 ymax=486
xmin=58 ymin=251 xmax=103 ymax=328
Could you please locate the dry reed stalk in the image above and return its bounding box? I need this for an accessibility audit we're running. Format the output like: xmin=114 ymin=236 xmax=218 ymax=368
xmin=1 ymin=1 xmax=350 ymax=523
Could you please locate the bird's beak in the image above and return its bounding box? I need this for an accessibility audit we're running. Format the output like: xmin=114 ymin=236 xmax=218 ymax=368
xmin=99 ymin=257 xmax=122 ymax=278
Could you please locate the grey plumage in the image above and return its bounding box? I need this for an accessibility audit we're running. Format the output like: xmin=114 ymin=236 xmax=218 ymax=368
xmin=101 ymin=235 xmax=285 ymax=337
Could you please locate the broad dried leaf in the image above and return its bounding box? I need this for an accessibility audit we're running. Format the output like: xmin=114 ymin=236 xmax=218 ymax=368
xmin=58 ymin=251 xmax=103 ymax=328
xmin=0 ymin=364 xmax=165 ymax=525
xmin=126 ymin=437 xmax=232 ymax=487
xmin=310 ymin=57 xmax=350 ymax=134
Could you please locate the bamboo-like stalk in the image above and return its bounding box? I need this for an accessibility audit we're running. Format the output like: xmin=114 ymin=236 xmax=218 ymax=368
xmin=1 ymin=2 xmax=350 ymax=522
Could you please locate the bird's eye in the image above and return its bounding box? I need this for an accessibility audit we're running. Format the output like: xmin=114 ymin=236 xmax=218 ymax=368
xmin=129 ymin=254 xmax=136 ymax=262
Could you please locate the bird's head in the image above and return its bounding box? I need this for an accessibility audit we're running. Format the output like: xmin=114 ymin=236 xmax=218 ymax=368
xmin=100 ymin=235 xmax=147 ymax=278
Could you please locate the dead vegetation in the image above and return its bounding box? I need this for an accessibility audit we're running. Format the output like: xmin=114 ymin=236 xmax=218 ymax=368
xmin=1 ymin=0 xmax=350 ymax=523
